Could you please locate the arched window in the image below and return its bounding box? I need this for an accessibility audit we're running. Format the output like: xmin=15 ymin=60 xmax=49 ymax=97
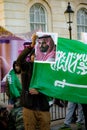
xmin=30 ymin=3 xmax=47 ymax=31
xmin=77 ymin=8 xmax=87 ymax=40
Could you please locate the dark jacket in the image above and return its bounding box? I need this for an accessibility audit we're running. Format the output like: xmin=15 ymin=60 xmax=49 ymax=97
xmin=8 ymin=100 xmax=24 ymax=130
xmin=16 ymin=47 xmax=50 ymax=111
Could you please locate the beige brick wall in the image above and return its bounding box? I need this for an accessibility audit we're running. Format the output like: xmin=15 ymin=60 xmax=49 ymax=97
xmin=0 ymin=0 xmax=5 ymax=26
xmin=3 ymin=0 xmax=27 ymax=33
xmin=0 ymin=0 xmax=87 ymax=40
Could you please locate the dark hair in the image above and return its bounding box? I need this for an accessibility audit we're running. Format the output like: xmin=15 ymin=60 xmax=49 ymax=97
xmin=23 ymin=41 xmax=32 ymax=46
xmin=13 ymin=61 xmax=21 ymax=73
xmin=38 ymin=35 xmax=51 ymax=39
xmin=13 ymin=61 xmax=17 ymax=70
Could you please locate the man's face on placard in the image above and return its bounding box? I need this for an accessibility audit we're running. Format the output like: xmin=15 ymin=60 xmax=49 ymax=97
xmin=38 ymin=38 xmax=49 ymax=52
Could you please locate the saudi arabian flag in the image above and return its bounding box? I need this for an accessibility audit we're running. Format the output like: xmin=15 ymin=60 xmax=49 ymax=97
xmin=30 ymin=37 xmax=87 ymax=104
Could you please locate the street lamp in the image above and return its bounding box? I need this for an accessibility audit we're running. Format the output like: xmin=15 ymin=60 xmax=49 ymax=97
xmin=64 ymin=2 xmax=74 ymax=39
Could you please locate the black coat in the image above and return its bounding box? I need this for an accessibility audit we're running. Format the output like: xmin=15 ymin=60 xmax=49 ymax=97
xmin=17 ymin=47 xmax=50 ymax=111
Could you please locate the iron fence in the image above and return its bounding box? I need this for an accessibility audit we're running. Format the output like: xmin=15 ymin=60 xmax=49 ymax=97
xmin=50 ymin=104 xmax=66 ymax=121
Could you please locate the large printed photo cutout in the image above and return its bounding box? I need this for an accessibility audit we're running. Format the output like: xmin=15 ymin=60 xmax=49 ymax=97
xmin=35 ymin=32 xmax=58 ymax=63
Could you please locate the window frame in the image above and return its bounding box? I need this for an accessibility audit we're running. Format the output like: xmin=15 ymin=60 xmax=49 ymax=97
xmin=30 ymin=3 xmax=47 ymax=32
xmin=77 ymin=8 xmax=87 ymax=40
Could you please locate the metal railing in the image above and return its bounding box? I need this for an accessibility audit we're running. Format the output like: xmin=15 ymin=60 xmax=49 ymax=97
xmin=50 ymin=104 xmax=66 ymax=121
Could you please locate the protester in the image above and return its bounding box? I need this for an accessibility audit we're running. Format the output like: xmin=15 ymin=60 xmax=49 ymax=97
xmin=35 ymin=35 xmax=56 ymax=62
xmin=16 ymin=33 xmax=51 ymax=130
xmin=59 ymin=102 xmax=84 ymax=130
xmin=5 ymin=61 xmax=24 ymax=130
xmin=6 ymin=61 xmax=22 ymax=104
xmin=8 ymin=99 xmax=24 ymax=130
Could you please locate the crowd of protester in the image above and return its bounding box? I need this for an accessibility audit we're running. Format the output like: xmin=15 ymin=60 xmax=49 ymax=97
xmin=0 ymin=33 xmax=87 ymax=130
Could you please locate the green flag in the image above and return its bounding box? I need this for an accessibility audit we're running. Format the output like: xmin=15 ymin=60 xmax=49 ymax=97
xmin=30 ymin=37 xmax=87 ymax=104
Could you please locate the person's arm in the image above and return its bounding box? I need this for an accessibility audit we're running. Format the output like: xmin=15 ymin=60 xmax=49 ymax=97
xmin=16 ymin=47 xmax=33 ymax=64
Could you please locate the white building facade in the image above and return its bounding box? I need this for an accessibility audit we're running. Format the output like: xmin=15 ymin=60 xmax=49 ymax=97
xmin=0 ymin=0 xmax=87 ymax=40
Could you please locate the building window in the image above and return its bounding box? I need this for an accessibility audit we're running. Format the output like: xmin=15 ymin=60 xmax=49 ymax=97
xmin=77 ymin=8 xmax=87 ymax=40
xmin=30 ymin=3 xmax=47 ymax=31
